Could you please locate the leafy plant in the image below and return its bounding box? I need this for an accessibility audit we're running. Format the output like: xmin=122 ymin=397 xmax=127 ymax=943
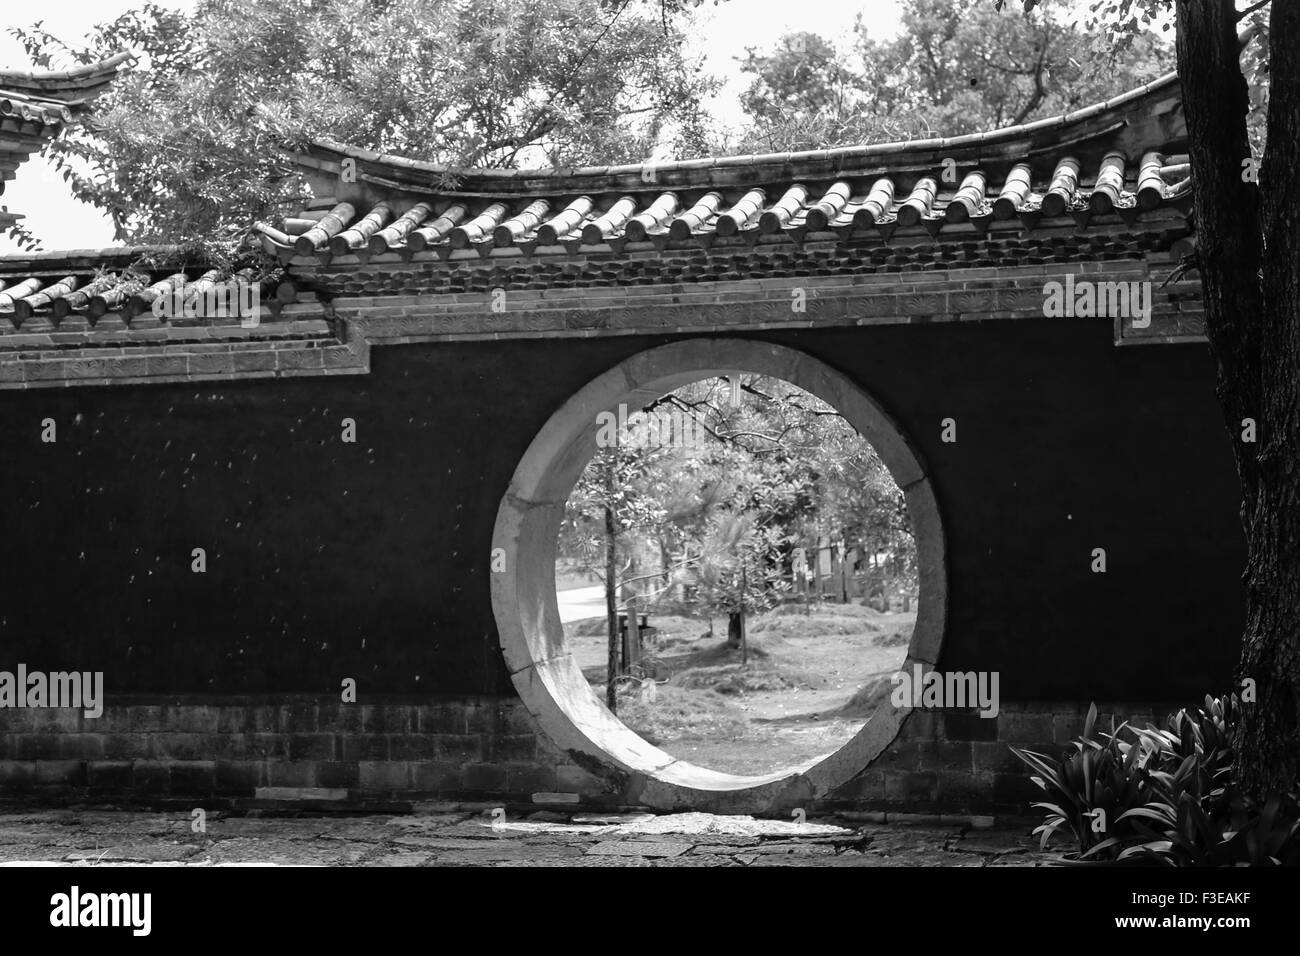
xmin=1011 ymin=703 xmax=1163 ymax=860
xmin=1013 ymin=694 xmax=1300 ymax=866
xmin=1117 ymin=789 xmax=1300 ymax=867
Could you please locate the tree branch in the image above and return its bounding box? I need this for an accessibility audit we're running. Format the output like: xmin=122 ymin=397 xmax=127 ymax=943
xmin=1236 ymin=0 xmax=1270 ymax=22
xmin=1011 ymin=44 xmax=1050 ymax=126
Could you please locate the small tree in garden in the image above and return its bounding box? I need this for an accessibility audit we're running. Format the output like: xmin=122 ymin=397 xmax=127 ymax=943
xmin=692 ymin=513 xmax=790 ymax=660
xmin=563 ymin=442 xmax=667 ymax=711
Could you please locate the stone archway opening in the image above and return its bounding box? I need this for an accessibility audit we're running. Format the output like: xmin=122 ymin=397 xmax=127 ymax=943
xmin=491 ymin=339 xmax=946 ymax=813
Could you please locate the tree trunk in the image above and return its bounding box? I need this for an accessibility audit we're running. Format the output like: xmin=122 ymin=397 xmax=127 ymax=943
xmin=741 ymin=562 xmax=749 ymax=664
xmin=1176 ymin=0 xmax=1300 ymax=797
xmin=1240 ymin=0 xmax=1300 ymax=797
xmin=740 ymin=607 xmax=748 ymax=665
xmin=727 ymin=611 xmax=743 ymax=649
xmin=604 ymin=459 xmax=619 ymax=713
xmin=658 ymin=537 xmax=671 ymax=593
xmin=839 ymin=542 xmax=848 ymax=604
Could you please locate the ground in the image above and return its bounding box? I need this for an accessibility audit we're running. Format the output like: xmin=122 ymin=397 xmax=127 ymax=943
xmin=564 ymin=601 xmax=913 ymax=775
xmin=0 ymin=808 xmax=1056 ymax=867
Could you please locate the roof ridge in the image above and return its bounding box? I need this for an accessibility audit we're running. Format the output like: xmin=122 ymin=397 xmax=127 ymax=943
xmin=303 ymin=71 xmax=1180 ymax=187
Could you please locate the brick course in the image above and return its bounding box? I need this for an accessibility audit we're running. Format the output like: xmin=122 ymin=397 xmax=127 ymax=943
xmin=0 ymin=695 xmax=1184 ymax=815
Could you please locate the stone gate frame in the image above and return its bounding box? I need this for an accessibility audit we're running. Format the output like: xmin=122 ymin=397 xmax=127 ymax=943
xmin=490 ymin=337 xmax=947 ymax=812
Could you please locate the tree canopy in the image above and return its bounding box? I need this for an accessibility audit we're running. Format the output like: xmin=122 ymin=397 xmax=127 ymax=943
xmin=7 ymin=0 xmax=718 ymax=253
xmin=559 ymin=375 xmax=915 ymax=622
xmin=729 ymin=0 xmax=1173 ymax=154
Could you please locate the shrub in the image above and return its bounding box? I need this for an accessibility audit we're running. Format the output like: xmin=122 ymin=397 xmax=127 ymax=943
xmin=1012 ymin=695 xmax=1300 ymax=866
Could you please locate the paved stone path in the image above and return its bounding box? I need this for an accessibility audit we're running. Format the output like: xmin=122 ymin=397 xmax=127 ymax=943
xmin=0 ymin=807 xmax=1057 ymax=866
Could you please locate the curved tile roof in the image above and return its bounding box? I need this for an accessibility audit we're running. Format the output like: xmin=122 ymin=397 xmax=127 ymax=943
xmin=295 ymin=73 xmax=1183 ymax=196
xmin=0 ymin=52 xmax=131 ymax=206
xmin=0 ymin=67 xmax=1197 ymax=331
xmin=0 ymin=248 xmax=289 ymax=330
xmin=260 ymin=149 xmax=1191 ymax=263
xmin=0 ymin=52 xmax=132 ymax=103
xmin=268 ymin=70 xmax=1190 ymax=265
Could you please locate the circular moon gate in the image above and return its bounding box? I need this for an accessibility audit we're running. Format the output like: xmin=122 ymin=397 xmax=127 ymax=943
xmin=491 ymin=339 xmax=947 ymax=813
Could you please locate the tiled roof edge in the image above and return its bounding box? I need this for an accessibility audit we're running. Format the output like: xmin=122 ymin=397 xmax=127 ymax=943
xmin=0 ymin=244 xmax=178 ymax=269
xmin=0 ymin=52 xmax=133 ymax=104
xmin=300 ymin=71 xmax=1182 ymax=195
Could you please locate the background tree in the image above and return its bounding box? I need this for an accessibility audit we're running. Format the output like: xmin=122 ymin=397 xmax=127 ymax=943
xmin=559 ymin=374 xmax=913 ymax=667
xmin=729 ymin=0 xmax=1171 ymax=153
xmin=8 ymin=0 xmax=718 ymax=254
xmin=692 ymin=513 xmax=789 ymax=658
xmin=563 ymin=441 xmax=668 ymax=710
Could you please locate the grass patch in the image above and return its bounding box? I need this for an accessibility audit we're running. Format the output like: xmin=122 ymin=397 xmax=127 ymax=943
xmin=641 ymin=634 xmax=827 ymax=694
xmin=750 ymin=607 xmax=882 ymax=639
xmin=565 ymin=614 xmax=705 ymax=641
xmin=615 ymin=683 xmax=751 ymax=743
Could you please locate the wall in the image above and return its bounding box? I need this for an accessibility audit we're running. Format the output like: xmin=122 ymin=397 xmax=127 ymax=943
xmin=0 ymin=314 xmax=1245 ymax=810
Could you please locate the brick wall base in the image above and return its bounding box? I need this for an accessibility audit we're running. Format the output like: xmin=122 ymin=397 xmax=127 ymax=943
xmin=0 ymin=697 xmax=609 ymax=809
xmin=820 ymin=700 xmax=1182 ymax=816
xmin=0 ymin=696 xmax=1181 ymax=815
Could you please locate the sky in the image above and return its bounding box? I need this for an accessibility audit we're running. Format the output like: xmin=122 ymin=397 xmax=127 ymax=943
xmin=0 ymin=0 xmax=895 ymax=253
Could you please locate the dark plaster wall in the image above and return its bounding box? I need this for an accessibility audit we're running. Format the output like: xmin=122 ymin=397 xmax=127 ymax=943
xmin=0 ymin=316 xmax=1242 ymax=701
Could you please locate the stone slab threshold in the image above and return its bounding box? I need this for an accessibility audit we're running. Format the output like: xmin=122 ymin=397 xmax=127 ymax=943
xmin=0 ymin=808 xmax=1055 ymax=867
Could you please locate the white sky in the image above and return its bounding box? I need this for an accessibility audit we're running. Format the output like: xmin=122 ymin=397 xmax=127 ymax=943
xmin=0 ymin=0 xmax=900 ymax=253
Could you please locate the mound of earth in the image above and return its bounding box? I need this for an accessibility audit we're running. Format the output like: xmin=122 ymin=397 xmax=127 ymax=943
xmin=615 ymin=684 xmax=751 ymax=743
xmin=673 ymin=661 xmax=828 ymax=695
xmin=565 ymin=613 xmax=703 ymax=640
xmin=750 ymin=610 xmax=881 ymax=640
xmin=829 ymin=673 xmax=897 ymax=719
xmin=767 ymin=602 xmax=883 ymax=619
xmin=872 ymin=627 xmax=911 ymax=648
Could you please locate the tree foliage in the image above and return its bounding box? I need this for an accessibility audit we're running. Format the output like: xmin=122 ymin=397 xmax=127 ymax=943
xmin=7 ymin=0 xmax=718 ymax=252
xmin=559 ymin=375 xmax=914 ymax=620
xmin=730 ymin=0 xmax=1172 ymax=154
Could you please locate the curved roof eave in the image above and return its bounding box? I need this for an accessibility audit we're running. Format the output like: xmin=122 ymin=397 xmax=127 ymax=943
xmin=0 ymin=51 xmax=133 ymax=105
xmin=296 ymin=71 xmax=1184 ymax=198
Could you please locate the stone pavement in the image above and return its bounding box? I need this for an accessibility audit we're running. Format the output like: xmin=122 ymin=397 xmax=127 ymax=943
xmin=0 ymin=807 xmax=1059 ymax=866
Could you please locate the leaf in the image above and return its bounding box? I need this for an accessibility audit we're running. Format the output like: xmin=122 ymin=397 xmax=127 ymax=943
xmin=1079 ymin=836 xmax=1123 ymax=859
xmin=1117 ymin=805 xmax=1176 ymax=826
